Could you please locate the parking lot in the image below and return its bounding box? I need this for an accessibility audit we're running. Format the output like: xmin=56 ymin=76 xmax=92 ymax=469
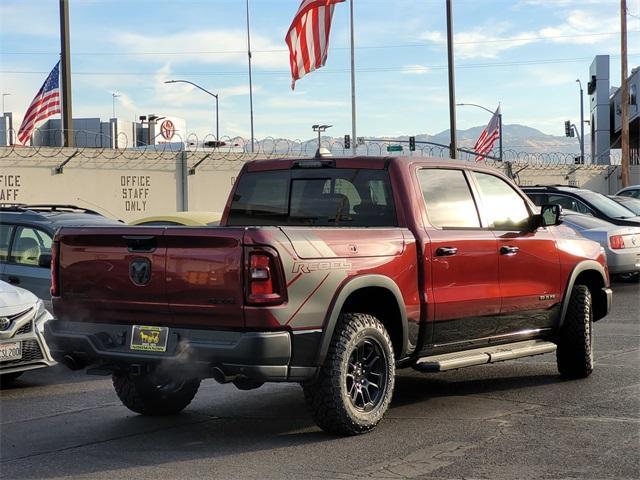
xmin=1 ymin=280 xmax=638 ymax=480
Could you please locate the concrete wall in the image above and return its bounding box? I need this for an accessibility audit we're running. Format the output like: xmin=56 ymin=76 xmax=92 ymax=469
xmin=2 ymin=147 xmax=639 ymax=224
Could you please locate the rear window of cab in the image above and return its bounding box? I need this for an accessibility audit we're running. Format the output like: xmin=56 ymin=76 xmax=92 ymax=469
xmin=227 ymin=169 xmax=397 ymax=227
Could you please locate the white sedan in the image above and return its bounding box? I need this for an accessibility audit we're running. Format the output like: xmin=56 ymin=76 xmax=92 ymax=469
xmin=0 ymin=280 xmax=56 ymax=383
xmin=561 ymin=213 xmax=640 ymax=279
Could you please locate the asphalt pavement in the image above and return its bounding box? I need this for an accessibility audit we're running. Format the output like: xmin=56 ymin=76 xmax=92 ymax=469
xmin=1 ymin=280 xmax=638 ymax=480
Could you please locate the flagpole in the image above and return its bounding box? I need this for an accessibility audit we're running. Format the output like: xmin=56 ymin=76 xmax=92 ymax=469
xmin=349 ymin=0 xmax=357 ymax=155
xmin=59 ymin=0 xmax=73 ymax=147
xmin=446 ymin=0 xmax=456 ymax=159
xmin=246 ymin=0 xmax=255 ymax=153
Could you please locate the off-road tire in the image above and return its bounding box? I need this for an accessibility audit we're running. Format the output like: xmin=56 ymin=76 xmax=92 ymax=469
xmin=556 ymin=285 xmax=594 ymax=379
xmin=303 ymin=313 xmax=395 ymax=436
xmin=112 ymin=370 xmax=200 ymax=416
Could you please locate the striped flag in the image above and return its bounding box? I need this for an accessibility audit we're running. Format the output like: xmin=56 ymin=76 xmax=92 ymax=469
xmin=473 ymin=106 xmax=501 ymax=161
xmin=17 ymin=61 xmax=61 ymax=145
xmin=285 ymin=0 xmax=345 ymax=90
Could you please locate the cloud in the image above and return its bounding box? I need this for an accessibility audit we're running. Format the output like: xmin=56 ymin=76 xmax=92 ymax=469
xmin=401 ymin=64 xmax=432 ymax=75
xmin=538 ymin=10 xmax=620 ymax=44
xmin=264 ymin=98 xmax=347 ymax=109
xmin=0 ymin=3 xmax=58 ymax=37
xmin=113 ymin=30 xmax=289 ymax=69
xmin=417 ymin=8 xmax=627 ymax=59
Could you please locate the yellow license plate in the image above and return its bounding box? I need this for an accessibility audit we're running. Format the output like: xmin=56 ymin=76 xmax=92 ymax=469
xmin=130 ymin=325 xmax=168 ymax=352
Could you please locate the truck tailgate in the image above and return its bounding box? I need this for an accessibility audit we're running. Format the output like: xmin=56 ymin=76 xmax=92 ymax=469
xmin=54 ymin=227 xmax=245 ymax=328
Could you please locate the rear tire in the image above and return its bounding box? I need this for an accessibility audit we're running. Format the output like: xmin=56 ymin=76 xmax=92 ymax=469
xmin=303 ymin=313 xmax=395 ymax=436
xmin=557 ymin=285 xmax=594 ymax=379
xmin=112 ymin=368 xmax=200 ymax=416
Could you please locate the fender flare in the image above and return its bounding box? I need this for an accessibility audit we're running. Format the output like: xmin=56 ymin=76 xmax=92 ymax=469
xmin=559 ymin=260 xmax=608 ymax=328
xmin=315 ymin=275 xmax=408 ymax=366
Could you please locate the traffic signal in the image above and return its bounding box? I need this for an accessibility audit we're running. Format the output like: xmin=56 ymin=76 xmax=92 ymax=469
xmin=409 ymin=136 xmax=416 ymax=151
xmin=564 ymin=121 xmax=574 ymax=137
xmin=344 ymin=134 xmax=351 ymax=149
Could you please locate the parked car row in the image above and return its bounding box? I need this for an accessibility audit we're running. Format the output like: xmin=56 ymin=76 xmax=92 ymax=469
xmin=523 ymin=186 xmax=640 ymax=279
xmin=0 ymin=183 xmax=638 ymax=384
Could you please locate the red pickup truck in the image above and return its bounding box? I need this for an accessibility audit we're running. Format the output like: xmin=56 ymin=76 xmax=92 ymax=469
xmin=45 ymin=157 xmax=612 ymax=435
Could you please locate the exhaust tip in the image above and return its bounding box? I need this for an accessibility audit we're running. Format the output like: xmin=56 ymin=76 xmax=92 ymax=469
xmin=211 ymin=366 xmax=234 ymax=384
xmin=62 ymin=355 xmax=84 ymax=371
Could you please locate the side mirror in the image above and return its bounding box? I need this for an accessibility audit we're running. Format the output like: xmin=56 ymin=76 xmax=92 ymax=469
xmin=38 ymin=253 xmax=52 ymax=269
xmin=540 ymin=204 xmax=561 ymax=227
xmin=530 ymin=204 xmax=561 ymax=230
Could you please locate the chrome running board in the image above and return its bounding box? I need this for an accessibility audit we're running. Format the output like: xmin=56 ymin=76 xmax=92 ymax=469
xmin=413 ymin=339 xmax=557 ymax=372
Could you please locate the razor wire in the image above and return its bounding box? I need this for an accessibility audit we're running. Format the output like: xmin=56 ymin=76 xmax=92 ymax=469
xmin=0 ymin=127 xmax=625 ymax=171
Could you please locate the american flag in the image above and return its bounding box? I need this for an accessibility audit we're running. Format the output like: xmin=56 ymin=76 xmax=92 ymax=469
xmin=473 ymin=106 xmax=501 ymax=161
xmin=285 ymin=0 xmax=345 ymax=90
xmin=17 ymin=61 xmax=61 ymax=145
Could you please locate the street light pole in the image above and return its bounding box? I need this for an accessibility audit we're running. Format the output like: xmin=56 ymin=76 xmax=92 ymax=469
xmin=576 ymin=79 xmax=585 ymax=164
xmin=164 ymin=80 xmax=219 ymax=141
xmin=312 ymin=124 xmax=332 ymax=154
xmin=457 ymin=102 xmax=503 ymax=161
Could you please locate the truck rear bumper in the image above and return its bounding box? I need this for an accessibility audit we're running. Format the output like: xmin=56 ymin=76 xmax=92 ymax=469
xmin=44 ymin=320 xmax=318 ymax=382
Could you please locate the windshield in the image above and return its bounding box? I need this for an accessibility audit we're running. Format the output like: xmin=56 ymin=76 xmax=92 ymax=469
xmin=580 ymin=191 xmax=637 ymax=219
xmin=613 ymin=197 xmax=640 ymax=215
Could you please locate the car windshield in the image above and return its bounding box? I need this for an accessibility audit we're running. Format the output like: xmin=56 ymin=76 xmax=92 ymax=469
xmin=612 ymin=197 xmax=640 ymax=216
xmin=580 ymin=191 xmax=637 ymax=219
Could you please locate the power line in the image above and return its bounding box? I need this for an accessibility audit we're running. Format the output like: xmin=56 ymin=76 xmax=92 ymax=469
xmin=2 ymin=53 xmax=639 ymax=77
xmin=1 ymin=30 xmax=638 ymax=57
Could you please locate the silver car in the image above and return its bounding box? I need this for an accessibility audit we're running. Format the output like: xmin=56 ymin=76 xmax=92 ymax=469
xmin=561 ymin=213 xmax=640 ymax=277
xmin=616 ymin=185 xmax=640 ymax=199
xmin=0 ymin=280 xmax=55 ymax=383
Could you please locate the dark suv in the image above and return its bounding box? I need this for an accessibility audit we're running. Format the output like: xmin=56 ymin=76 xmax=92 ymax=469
xmin=0 ymin=205 xmax=121 ymax=304
xmin=522 ymin=185 xmax=640 ymax=226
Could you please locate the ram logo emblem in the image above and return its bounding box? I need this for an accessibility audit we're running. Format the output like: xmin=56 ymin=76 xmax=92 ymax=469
xmin=129 ymin=258 xmax=151 ymax=286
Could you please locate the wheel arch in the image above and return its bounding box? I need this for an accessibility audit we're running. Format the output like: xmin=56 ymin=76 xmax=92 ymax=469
xmin=316 ymin=275 xmax=408 ymax=366
xmin=560 ymin=260 xmax=609 ymax=326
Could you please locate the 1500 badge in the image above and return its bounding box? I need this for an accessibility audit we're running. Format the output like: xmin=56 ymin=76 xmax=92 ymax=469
xmin=538 ymin=294 xmax=556 ymax=301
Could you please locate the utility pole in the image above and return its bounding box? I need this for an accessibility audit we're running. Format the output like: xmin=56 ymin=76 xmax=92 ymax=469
xmin=246 ymin=0 xmax=255 ymax=152
xmin=59 ymin=0 xmax=73 ymax=147
xmin=620 ymin=0 xmax=630 ymax=187
xmin=446 ymin=0 xmax=457 ymax=159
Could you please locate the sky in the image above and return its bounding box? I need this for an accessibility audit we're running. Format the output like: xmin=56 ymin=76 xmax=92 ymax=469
xmin=1 ymin=0 xmax=639 ymax=143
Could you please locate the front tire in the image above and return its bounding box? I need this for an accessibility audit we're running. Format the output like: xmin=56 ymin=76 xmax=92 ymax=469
xmin=303 ymin=313 xmax=395 ymax=436
xmin=112 ymin=368 xmax=200 ymax=416
xmin=556 ymin=285 xmax=594 ymax=379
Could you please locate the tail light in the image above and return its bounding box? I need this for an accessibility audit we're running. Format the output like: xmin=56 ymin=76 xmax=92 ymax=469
xmin=50 ymin=240 xmax=60 ymax=296
xmin=246 ymin=249 xmax=286 ymax=305
xmin=610 ymin=235 xmax=625 ymax=250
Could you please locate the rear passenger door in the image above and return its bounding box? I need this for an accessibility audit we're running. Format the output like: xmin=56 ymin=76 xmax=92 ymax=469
xmin=418 ymin=168 xmax=501 ymax=348
xmin=470 ymin=172 xmax=562 ymax=337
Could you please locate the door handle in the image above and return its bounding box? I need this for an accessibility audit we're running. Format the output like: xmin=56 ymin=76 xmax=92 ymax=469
xmin=500 ymin=246 xmax=520 ymax=255
xmin=435 ymin=247 xmax=458 ymax=257
xmin=8 ymin=276 xmax=20 ymax=285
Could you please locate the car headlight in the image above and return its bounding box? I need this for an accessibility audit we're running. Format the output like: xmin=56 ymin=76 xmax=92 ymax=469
xmin=34 ymin=299 xmax=50 ymax=334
